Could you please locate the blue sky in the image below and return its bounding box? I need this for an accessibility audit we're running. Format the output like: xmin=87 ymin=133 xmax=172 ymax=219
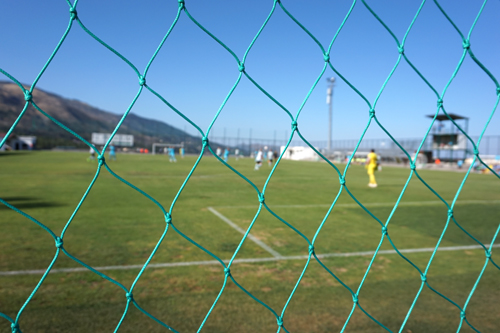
xmin=1 ymin=0 xmax=499 ymax=145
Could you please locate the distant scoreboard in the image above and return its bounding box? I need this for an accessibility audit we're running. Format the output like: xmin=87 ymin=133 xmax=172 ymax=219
xmin=91 ymin=133 xmax=134 ymax=147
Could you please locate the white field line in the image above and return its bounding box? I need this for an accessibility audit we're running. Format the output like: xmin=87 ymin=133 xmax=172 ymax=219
xmin=212 ymin=199 xmax=500 ymax=210
xmin=1 ymin=244 xmax=498 ymax=277
xmin=207 ymin=206 xmax=283 ymax=258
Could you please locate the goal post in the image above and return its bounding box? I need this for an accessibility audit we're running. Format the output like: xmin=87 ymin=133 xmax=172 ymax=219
xmin=152 ymin=142 xmax=184 ymax=155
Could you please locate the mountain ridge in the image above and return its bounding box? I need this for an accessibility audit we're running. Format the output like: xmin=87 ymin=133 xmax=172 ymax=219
xmin=0 ymin=81 xmax=201 ymax=151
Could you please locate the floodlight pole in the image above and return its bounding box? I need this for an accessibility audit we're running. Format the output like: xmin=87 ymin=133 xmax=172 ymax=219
xmin=326 ymin=77 xmax=335 ymax=153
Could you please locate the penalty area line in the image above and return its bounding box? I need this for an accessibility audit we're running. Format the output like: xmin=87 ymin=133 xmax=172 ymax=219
xmin=207 ymin=206 xmax=283 ymax=258
xmin=212 ymin=199 xmax=500 ymax=210
xmin=0 ymin=244 xmax=498 ymax=276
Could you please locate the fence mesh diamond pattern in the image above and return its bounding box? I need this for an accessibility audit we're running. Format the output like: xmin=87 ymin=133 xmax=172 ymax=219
xmin=1 ymin=0 xmax=499 ymax=332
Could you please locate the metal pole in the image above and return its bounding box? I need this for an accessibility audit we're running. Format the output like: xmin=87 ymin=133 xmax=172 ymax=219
xmin=326 ymin=77 xmax=335 ymax=153
xmin=465 ymin=118 xmax=469 ymax=158
xmin=329 ymin=97 xmax=332 ymax=152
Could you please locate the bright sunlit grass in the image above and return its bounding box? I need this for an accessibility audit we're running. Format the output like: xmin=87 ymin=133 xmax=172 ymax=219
xmin=1 ymin=151 xmax=499 ymax=332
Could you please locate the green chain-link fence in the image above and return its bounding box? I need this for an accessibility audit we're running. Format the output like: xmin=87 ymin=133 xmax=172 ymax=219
xmin=1 ymin=0 xmax=499 ymax=332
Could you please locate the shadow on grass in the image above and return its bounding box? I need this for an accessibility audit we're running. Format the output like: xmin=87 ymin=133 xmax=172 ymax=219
xmin=0 ymin=196 xmax=65 ymax=210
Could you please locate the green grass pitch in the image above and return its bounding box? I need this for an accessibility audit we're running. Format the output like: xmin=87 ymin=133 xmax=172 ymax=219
xmin=0 ymin=151 xmax=499 ymax=332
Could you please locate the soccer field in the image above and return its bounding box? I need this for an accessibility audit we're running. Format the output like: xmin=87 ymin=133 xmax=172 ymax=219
xmin=1 ymin=151 xmax=499 ymax=332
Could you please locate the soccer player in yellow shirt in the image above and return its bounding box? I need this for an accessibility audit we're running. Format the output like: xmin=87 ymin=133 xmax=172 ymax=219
xmin=366 ymin=149 xmax=378 ymax=188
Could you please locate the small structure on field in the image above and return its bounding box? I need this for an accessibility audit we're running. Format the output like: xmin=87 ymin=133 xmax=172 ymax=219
xmin=10 ymin=136 xmax=37 ymax=150
xmin=280 ymin=146 xmax=319 ymax=161
xmin=0 ymin=133 xmax=6 ymax=151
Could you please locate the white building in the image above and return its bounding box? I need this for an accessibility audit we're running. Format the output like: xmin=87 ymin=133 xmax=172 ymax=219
xmin=280 ymin=146 xmax=319 ymax=161
xmin=0 ymin=133 xmax=6 ymax=151
xmin=10 ymin=136 xmax=37 ymax=150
